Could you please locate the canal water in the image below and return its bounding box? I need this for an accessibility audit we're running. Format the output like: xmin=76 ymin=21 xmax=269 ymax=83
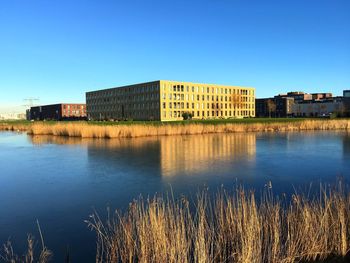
xmin=0 ymin=131 xmax=349 ymax=262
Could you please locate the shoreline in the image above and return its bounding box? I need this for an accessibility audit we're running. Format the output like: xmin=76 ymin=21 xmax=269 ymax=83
xmin=0 ymin=119 xmax=349 ymax=138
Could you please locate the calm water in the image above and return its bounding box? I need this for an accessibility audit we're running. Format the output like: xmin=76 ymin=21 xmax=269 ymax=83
xmin=0 ymin=131 xmax=350 ymax=262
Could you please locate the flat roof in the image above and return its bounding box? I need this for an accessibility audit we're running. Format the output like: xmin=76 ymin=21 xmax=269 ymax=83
xmin=87 ymin=80 xmax=254 ymax=93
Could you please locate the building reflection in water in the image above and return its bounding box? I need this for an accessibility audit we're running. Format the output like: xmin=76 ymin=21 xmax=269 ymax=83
xmin=29 ymin=133 xmax=257 ymax=178
xmin=159 ymin=134 xmax=256 ymax=177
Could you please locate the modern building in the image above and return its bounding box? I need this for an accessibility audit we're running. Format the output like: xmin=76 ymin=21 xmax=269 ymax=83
xmin=30 ymin=103 xmax=87 ymax=121
xmin=86 ymin=80 xmax=255 ymax=121
xmin=291 ymin=97 xmax=345 ymax=117
xmin=255 ymin=96 xmax=294 ymax=118
xmin=344 ymin=90 xmax=350 ymax=98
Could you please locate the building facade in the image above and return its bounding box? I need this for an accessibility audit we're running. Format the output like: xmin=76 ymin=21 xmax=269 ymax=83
xmin=255 ymin=96 xmax=294 ymax=118
xmin=86 ymin=80 xmax=255 ymax=121
xmin=291 ymin=97 xmax=345 ymax=117
xmin=30 ymin=103 xmax=87 ymax=120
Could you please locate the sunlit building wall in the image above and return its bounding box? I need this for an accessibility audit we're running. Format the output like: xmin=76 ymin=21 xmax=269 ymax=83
xmin=86 ymin=80 xmax=255 ymax=121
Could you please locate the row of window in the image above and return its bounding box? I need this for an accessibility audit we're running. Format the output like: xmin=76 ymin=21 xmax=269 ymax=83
xmin=162 ymin=102 xmax=254 ymax=110
xmin=63 ymin=105 xmax=85 ymax=110
xmin=62 ymin=110 xmax=85 ymax=115
xmin=89 ymin=110 xmax=160 ymax=119
xmin=88 ymin=102 xmax=160 ymax=111
xmin=161 ymin=93 xmax=253 ymax=102
xmin=162 ymin=110 xmax=255 ymax=118
xmin=87 ymin=93 xmax=160 ymax=104
xmin=88 ymin=85 xmax=160 ymax=98
xmin=162 ymin=84 xmax=254 ymax=96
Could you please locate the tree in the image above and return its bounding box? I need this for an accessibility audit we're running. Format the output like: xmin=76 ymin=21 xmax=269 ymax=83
xmin=267 ymin=99 xmax=276 ymax=118
xmin=182 ymin=112 xmax=192 ymax=120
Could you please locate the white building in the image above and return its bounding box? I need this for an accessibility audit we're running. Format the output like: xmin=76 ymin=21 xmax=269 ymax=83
xmin=291 ymin=97 xmax=345 ymax=117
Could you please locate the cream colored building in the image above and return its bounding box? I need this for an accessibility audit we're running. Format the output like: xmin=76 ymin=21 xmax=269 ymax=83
xmin=86 ymin=80 xmax=255 ymax=121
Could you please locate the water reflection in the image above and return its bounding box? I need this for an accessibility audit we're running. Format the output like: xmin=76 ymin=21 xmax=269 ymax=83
xmin=29 ymin=133 xmax=257 ymax=178
xmin=343 ymin=132 xmax=350 ymax=155
xmin=159 ymin=134 xmax=256 ymax=176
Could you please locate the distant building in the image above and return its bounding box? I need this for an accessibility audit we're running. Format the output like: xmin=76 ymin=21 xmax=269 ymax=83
xmin=255 ymin=96 xmax=294 ymax=118
xmin=291 ymin=97 xmax=344 ymax=117
xmin=30 ymin=103 xmax=87 ymax=121
xmin=312 ymin=93 xmax=332 ymax=101
xmin=286 ymin=92 xmax=312 ymax=103
xmin=86 ymin=80 xmax=255 ymax=121
xmin=343 ymin=91 xmax=350 ymax=116
xmin=0 ymin=112 xmax=26 ymax=120
xmin=255 ymin=90 xmax=349 ymax=118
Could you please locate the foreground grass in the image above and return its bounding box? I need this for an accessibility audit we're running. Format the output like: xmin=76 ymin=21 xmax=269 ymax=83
xmin=86 ymin=185 xmax=350 ymax=263
xmin=2 ymin=184 xmax=350 ymax=262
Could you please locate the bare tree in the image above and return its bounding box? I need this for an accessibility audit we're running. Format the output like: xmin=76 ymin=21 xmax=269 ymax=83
xmin=267 ymin=99 xmax=276 ymax=118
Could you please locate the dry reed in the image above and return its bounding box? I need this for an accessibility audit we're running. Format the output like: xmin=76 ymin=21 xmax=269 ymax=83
xmin=86 ymin=184 xmax=350 ymax=263
xmin=26 ymin=119 xmax=350 ymax=139
xmin=0 ymin=221 xmax=52 ymax=263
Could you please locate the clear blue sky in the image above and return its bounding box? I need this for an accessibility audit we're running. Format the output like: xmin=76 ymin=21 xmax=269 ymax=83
xmin=0 ymin=0 xmax=349 ymax=112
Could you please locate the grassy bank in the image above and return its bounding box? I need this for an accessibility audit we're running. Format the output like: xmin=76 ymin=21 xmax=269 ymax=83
xmin=2 ymin=185 xmax=350 ymax=262
xmin=28 ymin=119 xmax=350 ymax=138
xmin=1 ymin=119 xmax=350 ymax=138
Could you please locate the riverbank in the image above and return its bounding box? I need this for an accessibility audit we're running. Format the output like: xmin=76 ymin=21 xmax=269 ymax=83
xmin=1 ymin=119 xmax=350 ymax=138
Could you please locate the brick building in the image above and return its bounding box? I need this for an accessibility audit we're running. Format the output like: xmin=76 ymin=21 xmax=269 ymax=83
xmin=30 ymin=103 xmax=86 ymax=121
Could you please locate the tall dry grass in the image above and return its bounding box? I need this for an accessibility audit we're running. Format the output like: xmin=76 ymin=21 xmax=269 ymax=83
xmin=0 ymin=221 xmax=51 ymax=263
xmin=0 ymin=123 xmax=30 ymax=132
xmin=27 ymin=119 xmax=350 ymax=138
xmin=87 ymin=184 xmax=350 ymax=263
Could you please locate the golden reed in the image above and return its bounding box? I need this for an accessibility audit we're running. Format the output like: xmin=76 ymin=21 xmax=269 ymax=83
xmin=25 ymin=119 xmax=350 ymax=138
xmin=87 ymin=185 xmax=350 ymax=263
